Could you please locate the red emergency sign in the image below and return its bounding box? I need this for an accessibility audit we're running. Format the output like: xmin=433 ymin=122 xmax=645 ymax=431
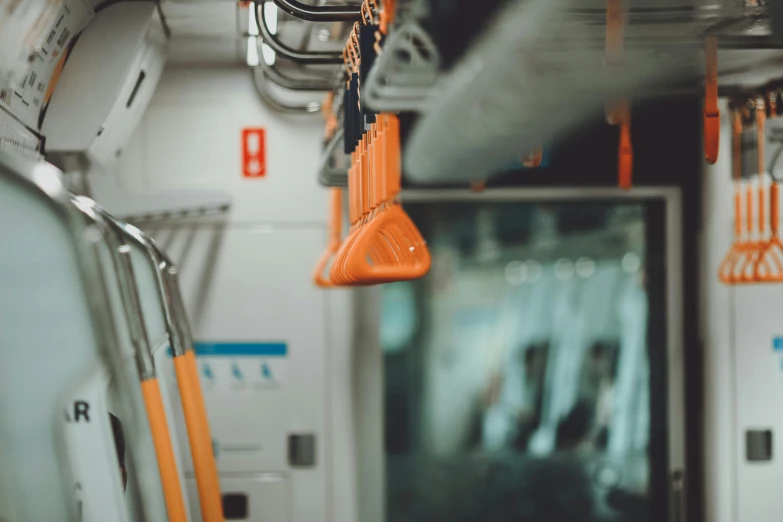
xmin=242 ymin=128 xmax=266 ymax=178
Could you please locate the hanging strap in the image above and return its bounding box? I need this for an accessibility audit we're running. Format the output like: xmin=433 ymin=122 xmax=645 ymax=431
xmin=704 ymin=35 xmax=720 ymax=165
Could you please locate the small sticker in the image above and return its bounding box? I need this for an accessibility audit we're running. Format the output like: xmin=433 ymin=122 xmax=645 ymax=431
xmin=773 ymin=337 xmax=783 ymax=352
xmin=242 ymin=128 xmax=267 ymax=178
xmin=194 ymin=342 xmax=287 ymax=392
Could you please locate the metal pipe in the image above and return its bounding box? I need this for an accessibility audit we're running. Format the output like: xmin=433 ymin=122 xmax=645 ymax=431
xmin=255 ymin=1 xmax=344 ymax=64
xmin=72 ymin=197 xmax=157 ymax=381
xmin=319 ymin=127 xmax=349 ymax=187
xmin=271 ymin=0 xmax=361 ymax=22
xmin=261 ymin=61 xmax=336 ymax=91
xmin=95 ymin=211 xmax=225 ymax=522
xmin=71 ymin=196 xmax=188 ymax=522
xmin=251 ymin=67 xmax=321 ymax=114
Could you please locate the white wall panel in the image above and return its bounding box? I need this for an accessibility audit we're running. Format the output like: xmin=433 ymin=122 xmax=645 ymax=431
xmin=115 ymin=66 xmax=327 ymax=225
xmin=732 ymin=286 xmax=783 ymax=522
xmin=701 ymin=100 xmax=735 ymax=522
xmin=702 ymin=100 xmax=783 ymax=522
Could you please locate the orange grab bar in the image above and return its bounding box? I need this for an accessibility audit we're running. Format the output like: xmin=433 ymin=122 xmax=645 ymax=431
xmin=174 ymin=352 xmax=224 ymax=522
xmin=140 ymin=378 xmax=188 ymax=522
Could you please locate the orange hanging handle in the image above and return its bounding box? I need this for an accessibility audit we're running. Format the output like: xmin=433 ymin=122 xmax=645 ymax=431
xmin=772 ymin=182 xmax=779 ymax=238
xmin=522 ymin=145 xmax=544 ymax=168
xmin=380 ymin=0 xmax=396 ymax=35
xmin=605 ymin=0 xmax=624 ymax=125
xmin=704 ymin=35 xmax=720 ymax=165
xmin=313 ymin=189 xmax=344 ymax=287
xmin=140 ymin=378 xmax=188 ymax=522
xmin=720 ymin=110 xmax=745 ymax=284
xmin=173 ymin=352 xmax=224 ymax=522
xmin=746 ymin=182 xmax=754 ymax=241
xmin=618 ymin=102 xmax=633 ymax=190
xmin=758 ymin=104 xmax=767 ymax=239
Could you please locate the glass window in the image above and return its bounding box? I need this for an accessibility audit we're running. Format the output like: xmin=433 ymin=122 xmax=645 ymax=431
xmin=381 ymin=199 xmax=668 ymax=522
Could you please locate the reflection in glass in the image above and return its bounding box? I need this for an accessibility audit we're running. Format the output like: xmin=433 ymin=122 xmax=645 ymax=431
xmin=382 ymin=201 xmax=659 ymax=522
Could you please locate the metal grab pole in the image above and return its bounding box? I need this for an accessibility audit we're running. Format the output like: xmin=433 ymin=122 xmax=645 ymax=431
xmin=77 ymin=201 xmax=188 ymax=522
xmin=162 ymin=258 xmax=224 ymax=522
xmin=271 ymin=0 xmax=361 ymax=22
xmin=255 ymin=1 xmax=344 ymax=64
xmin=104 ymin=215 xmax=224 ymax=522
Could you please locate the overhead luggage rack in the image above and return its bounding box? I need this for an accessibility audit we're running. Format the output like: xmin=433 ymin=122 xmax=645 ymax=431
xmin=403 ymin=0 xmax=783 ymax=184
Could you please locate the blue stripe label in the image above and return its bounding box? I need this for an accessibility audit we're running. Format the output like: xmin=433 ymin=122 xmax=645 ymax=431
xmin=194 ymin=342 xmax=287 ymax=357
xmin=773 ymin=338 xmax=783 ymax=352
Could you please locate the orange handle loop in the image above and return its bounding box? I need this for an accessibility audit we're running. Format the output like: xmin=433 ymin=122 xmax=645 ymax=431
xmin=313 ymin=189 xmax=344 ymax=288
xmin=704 ymin=35 xmax=720 ymax=164
xmin=758 ymin=104 xmax=766 ymax=176
xmin=174 ymin=353 xmax=224 ymax=522
xmin=772 ymin=183 xmax=780 ymax=235
xmin=758 ymin=104 xmax=767 ymax=237
xmin=732 ymin=111 xmax=742 ymax=180
xmin=380 ymin=0 xmax=396 ymax=34
xmin=140 ymin=378 xmax=188 ymax=522
xmin=747 ymin=184 xmax=754 ymax=236
xmin=618 ymin=104 xmax=633 ymax=190
xmin=522 ymin=145 xmax=544 ymax=168
xmin=759 ymin=179 xmax=767 ymax=237
xmin=735 ymin=189 xmax=742 ymax=238
xmin=330 ymin=188 xmax=343 ymax=245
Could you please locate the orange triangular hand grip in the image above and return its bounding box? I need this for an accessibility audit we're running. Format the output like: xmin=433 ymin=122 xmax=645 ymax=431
xmin=618 ymin=103 xmax=633 ymax=190
xmin=313 ymin=189 xmax=343 ymax=288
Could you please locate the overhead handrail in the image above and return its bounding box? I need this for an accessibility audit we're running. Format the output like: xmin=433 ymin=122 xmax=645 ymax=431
xmin=100 ymin=214 xmax=225 ymax=522
xmin=260 ymin=60 xmax=337 ymax=91
xmin=271 ymin=0 xmax=362 ymax=22
xmin=72 ymin=197 xmax=188 ymax=522
xmin=704 ymin=34 xmax=721 ymax=164
xmin=251 ymin=66 xmax=321 ymax=114
xmin=255 ymin=1 xmax=344 ymax=64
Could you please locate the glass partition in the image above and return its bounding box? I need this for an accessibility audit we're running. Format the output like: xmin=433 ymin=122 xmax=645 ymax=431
xmin=381 ymin=198 xmax=672 ymax=522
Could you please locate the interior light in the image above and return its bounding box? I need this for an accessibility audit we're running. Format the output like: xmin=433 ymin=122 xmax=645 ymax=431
xmin=247 ymin=36 xmax=260 ymax=67
xmin=248 ymin=4 xmax=259 ymax=36
xmin=264 ymin=1 xmax=278 ymax=35
xmin=261 ymin=43 xmax=276 ymax=66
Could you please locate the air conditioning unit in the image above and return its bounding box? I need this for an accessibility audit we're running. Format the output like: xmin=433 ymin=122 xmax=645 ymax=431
xmin=42 ymin=2 xmax=168 ymax=171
